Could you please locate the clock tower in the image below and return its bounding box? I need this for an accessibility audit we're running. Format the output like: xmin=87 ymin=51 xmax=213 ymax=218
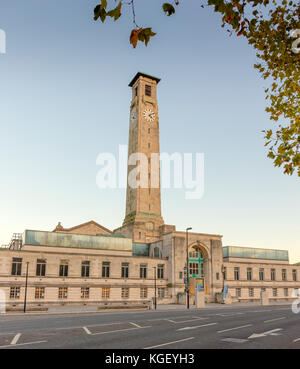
xmin=114 ymin=72 xmax=165 ymax=243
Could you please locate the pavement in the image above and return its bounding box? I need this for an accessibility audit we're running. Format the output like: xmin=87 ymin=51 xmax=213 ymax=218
xmin=0 ymin=303 xmax=300 ymax=349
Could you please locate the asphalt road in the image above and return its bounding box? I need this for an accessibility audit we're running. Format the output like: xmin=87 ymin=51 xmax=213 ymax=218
xmin=0 ymin=304 xmax=300 ymax=349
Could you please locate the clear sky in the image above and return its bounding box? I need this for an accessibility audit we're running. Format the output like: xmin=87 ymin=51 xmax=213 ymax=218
xmin=0 ymin=1 xmax=299 ymax=261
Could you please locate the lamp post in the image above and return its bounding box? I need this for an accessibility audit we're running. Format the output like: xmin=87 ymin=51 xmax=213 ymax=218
xmin=186 ymin=227 xmax=192 ymax=309
xmin=153 ymin=266 xmax=157 ymax=310
xmin=23 ymin=262 xmax=29 ymax=313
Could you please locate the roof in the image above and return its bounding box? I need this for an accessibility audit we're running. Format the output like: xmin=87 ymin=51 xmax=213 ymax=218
xmin=128 ymin=72 xmax=161 ymax=87
xmin=53 ymin=220 xmax=112 ymax=235
xmin=223 ymin=246 xmax=289 ymax=261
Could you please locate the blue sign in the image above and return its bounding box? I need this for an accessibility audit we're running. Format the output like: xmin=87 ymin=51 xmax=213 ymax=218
xmin=223 ymin=284 xmax=229 ymax=299
xmin=196 ymin=283 xmax=202 ymax=292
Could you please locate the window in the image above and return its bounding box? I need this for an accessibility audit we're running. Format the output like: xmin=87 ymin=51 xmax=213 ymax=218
xmin=179 ymin=272 xmax=183 ymax=279
xmin=58 ymin=287 xmax=68 ymax=299
xmin=59 ymin=260 xmax=69 ymax=277
xmin=35 ymin=287 xmax=45 ymax=299
xmin=273 ymin=288 xmax=277 ymax=297
xmin=284 ymin=288 xmax=289 ymax=297
xmin=140 ymin=264 xmax=147 ymax=279
xmin=259 ymin=268 xmax=264 ymax=281
xmin=121 ymin=287 xmax=129 ymax=298
xmin=145 ymin=84 xmax=151 ymax=96
xmin=148 ymin=143 xmax=150 ymax=149
xmin=282 ymin=269 xmax=287 ymax=281
xmin=11 ymin=258 xmax=22 ymax=276
xmin=157 ymin=264 xmax=164 ymax=279
xmin=81 ymin=261 xmax=90 ymax=278
xmin=216 ymin=272 xmax=220 ymax=280
xmin=121 ymin=262 xmax=129 ymax=278
xmin=81 ymin=287 xmax=89 ymax=299
xmin=293 ymin=269 xmax=297 ymax=282
xmin=158 ymin=288 xmax=165 ymax=298
xmin=10 ymin=287 xmax=20 ymax=299
xmin=189 ymin=250 xmax=199 ymax=258
xmin=140 ymin=287 xmax=147 ymax=298
xmin=148 ymin=128 xmax=150 ymax=134
xmin=102 ymin=262 xmax=110 ymax=278
xmin=249 ymin=288 xmax=254 ymax=297
xmin=135 ymin=86 xmax=138 ymax=96
xmin=271 ymin=268 xmax=276 ymax=281
xmin=234 ymin=267 xmax=240 ymax=281
xmin=236 ymin=288 xmax=241 ymax=298
xmin=189 ymin=262 xmax=199 ymax=276
xmin=102 ymin=287 xmax=110 ymax=299
xmin=36 ymin=259 xmax=46 ymax=277
xmin=223 ymin=267 xmax=227 ymax=281
xmin=154 ymin=247 xmax=160 ymax=258
xmin=247 ymin=268 xmax=252 ymax=281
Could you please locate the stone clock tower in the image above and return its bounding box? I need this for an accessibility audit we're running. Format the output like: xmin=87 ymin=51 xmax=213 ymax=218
xmin=114 ymin=72 xmax=165 ymax=243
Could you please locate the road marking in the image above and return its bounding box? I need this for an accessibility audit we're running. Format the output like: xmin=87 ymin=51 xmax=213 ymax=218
xmin=10 ymin=333 xmax=21 ymax=345
xmin=83 ymin=327 xmax=92 ymax=335
xmin=86 ymin=326 xmax=151 ymax=336
xmin=129 ymin=322 xmax=142 ymax=328
xmin=177 ymin=322 xmax=217 ymax=331
xmin=221 ymin=338 xmax=248 ymax=343
xmin=218 ymin=324 xmax=252 ymax=333
xmin=264 ymin=317 xmax=286 ymax=323
xmin=248 ymin=328 xmax=282 ymax=339
xmin=293 ymin=338 xmax=300 ymax=343
xmin=144 ymin=337 xmax=194 ymax=349
xmin=170 ymin=317 xmax=209 ymax=324
xmin=0 ymin=340 xmax=47 ymax=349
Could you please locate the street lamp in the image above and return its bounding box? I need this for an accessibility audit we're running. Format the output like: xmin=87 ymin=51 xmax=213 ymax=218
xmin=186 ymin=227 xmax=192 ymax=309
xmin=153 ymin=266 xmax=157 ymax=310
xmin=23 ymin=262 xmax=29 ymax=313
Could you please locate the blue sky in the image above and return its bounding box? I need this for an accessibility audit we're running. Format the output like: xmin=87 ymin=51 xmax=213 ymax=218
xmin=1 ymin=1 xmax=299 ymax=261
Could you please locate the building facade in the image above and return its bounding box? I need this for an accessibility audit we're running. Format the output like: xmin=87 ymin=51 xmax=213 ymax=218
xmin=0 ymin=73 xmax=299 ymax=311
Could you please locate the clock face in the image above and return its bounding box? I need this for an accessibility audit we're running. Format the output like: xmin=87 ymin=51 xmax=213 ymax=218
xmin=143 ymin=108 xmax=155 ymax=122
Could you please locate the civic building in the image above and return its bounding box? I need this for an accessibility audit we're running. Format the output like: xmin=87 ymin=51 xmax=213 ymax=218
xmin=0 ymin=72 xmax=299 ymax=311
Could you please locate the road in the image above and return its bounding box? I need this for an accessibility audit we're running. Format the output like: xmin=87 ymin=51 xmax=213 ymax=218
xmin=0 ymin=304 xmax=300 ymax=349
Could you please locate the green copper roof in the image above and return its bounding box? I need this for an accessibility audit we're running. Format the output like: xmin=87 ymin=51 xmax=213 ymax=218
xmin=129 ymin=72 xmax=161 ymax=87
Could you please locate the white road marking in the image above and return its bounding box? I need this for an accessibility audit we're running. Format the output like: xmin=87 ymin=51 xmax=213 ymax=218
xmin=177 ymin=322 xmax=217 ymax=331
xmin=264 ymin=317 xmax=286 ymax=323
xmin=129 ymin=322 xmax=142 ymax=328
xmin=10 ymin=333 xmax=21 ymax=345
xmin=144 ymin=337 xmax=195 ymax=349
xmin=218 ymin=324 xmax=252 ymax=333
xmin=221 ymin=338 xmax=248 ymax=343
xmin=91 ymin=326 xmax=151 ymax=336
xmin=170 ymin=317 xmax=209 ymax=324
xmin=0 ymin=340 xmax=47 ymax=349
xmin=83 ymin=326 xmax=92 ymax=335
xmin=293 ymin=338 xmax=300 ymax=343
xmin=248 ymin=328 xmax=282 ymax=339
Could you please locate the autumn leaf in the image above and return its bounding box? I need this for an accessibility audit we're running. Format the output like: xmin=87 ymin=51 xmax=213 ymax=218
xmin=130 ymin=28 xmax=143 ymax=48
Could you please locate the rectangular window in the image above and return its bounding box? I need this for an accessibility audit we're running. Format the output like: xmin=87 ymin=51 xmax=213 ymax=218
xmin=179 ymin=271 xmax=183 ymax=279
xmin=216 ymin=272 xmax=220 ymax=280
xmin=140 ymin=287 xmax=147 ymax=298
xmin=35 ymin=287 xmax=45 ymax=299
xmin=140 ymin=264 xmax=147 ymax=279
xmin=247 ymin=268 xmax=252 ymax=281
xmin=234 ymin=267 xmax=240 ymax=281
xmin=10 ymin=287 xmax=20 ymax=299
xmin=36 ymin=259 xmax=46 ymax=277
xmin=189 ymin=262 xmax=199 ymax=276
xmin=102 ymin=262 xmax=110 ymax=278
xmin=249 ymin=288 xmax=254 ymax=297
xmin=284 ymin=288 xmax=289 ymax=297
xmin=273 ymin=288 xmax=277 ymax=297
xmin=81 ymin=287 xmax=89 ymax=299
xmin=271 ymin=269 xmax=276 ymax=281
xmin=121 ymin=287 xmax=129 ymax=298
xmin=81 ymin=261 xmax=90 ymax=278
xmin=102 ymin=287 xmax=110 ymax=299
xmin=189 ymin=251 xmax=198 ymax=258
xmin=157 ymin=264 xmax=164 ymax=279
xmin=135 ymin=86 xmax=138 ymax=96
xmin=11 ymin=258 xmax=22 ymax=276
xmin=236 ymin=288 xmax=241 ymax=298
xmin=145 ymin=84 xmax=151 ymax=96
xmin=59 ymin=260 xmax=69 ymax=277
xmin=121 ymin=262 xmax=129 ymax=278
xmin=223 ymin=267 xmax=227 ymax=281
xmin=158 ymin=287 xmax=165 ymax=298
xmin=259 ymin=268 xmax=264 ymax=281
xmin=293 ymin=269 xmax=297 ymax=282
xmin=282 ymin=269 xmax=287 ymax=281
xmin=58 ymin=287 xmax=68 ymax=299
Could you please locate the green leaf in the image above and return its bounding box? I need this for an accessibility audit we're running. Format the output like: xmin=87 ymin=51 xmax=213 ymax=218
xmin=162 ymin=3 xmax=176 ymax=16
